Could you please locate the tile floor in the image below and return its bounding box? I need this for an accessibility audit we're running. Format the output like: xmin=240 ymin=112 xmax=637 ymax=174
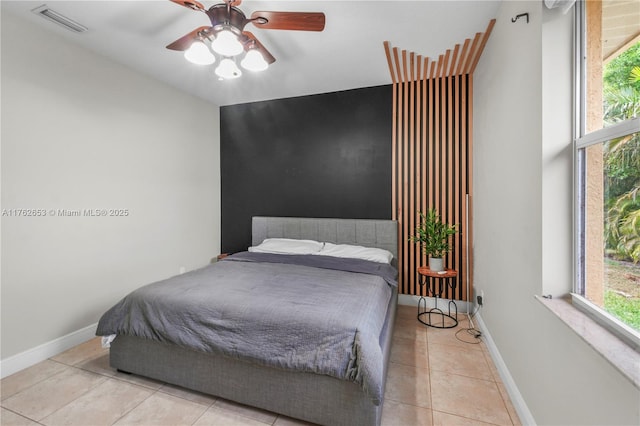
xmin=1 ymin=304 xmax=520 ymax=426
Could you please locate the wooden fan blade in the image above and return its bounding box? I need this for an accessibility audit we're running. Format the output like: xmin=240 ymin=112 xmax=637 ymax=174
xmin=250 ymin=11 xmax=325 ymax=31
xmin=170 ymin=0 xmax=206 ymax=12
xmin=242 ymin=31 xmax=276 ymax=64
xmin=166 ymin=26 xmax=212 ymax=51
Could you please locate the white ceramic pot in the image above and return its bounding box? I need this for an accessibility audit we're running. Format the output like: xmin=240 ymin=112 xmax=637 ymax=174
xmin=429 ymin=257 xmax=444 ymax=272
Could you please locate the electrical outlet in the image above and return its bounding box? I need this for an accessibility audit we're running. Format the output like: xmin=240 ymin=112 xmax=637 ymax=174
xmin=477 ymin=290 xmax=484 ymax=307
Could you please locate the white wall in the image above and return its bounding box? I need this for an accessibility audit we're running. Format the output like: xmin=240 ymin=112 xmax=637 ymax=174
xmin=474 ymin=1 xmax=639 ymax=425
xmin=1 ymin=11 xmax=220 ymax=362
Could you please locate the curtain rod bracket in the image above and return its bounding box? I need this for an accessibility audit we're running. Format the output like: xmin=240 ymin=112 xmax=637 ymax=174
xmin=511 ymin=13 xmax=529 ymax=23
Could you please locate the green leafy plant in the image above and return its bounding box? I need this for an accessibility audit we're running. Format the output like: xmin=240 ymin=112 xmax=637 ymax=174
xmin=409 ymin=209 xmax=457 ymax=258
xmin=602 ymin=43 xmax=640 ymax=264
xmin=630 ymin=66 xmax=640 ymax=84
xmin=606 ymin=186 xmax=640 ymax=263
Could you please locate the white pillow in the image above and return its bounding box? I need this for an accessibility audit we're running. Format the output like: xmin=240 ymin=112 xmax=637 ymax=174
xmin=248 ymin=238 xmax=323 ymax=255
xmin=316 ymin=243 xmax=393 ymax=264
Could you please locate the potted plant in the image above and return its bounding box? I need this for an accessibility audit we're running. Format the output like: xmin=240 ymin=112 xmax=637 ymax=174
xmin=410 ymin=209 xmax=457 ymax=272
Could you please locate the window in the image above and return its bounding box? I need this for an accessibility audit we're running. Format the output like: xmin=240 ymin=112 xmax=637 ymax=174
xmin=575 ymin=0 xmax=640 ymax=347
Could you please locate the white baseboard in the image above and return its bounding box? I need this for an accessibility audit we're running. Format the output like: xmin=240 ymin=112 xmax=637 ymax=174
xmin=474 ymin=313 xmax=537 ymax=426
xmin=0 ymin=323 xmax=98 ymax=379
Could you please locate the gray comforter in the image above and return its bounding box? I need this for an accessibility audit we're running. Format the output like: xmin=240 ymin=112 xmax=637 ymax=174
xmin=96 ymin=252 xmax=397 ymax=404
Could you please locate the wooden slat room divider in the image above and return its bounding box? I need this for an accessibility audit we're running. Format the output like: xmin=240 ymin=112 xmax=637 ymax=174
xmin=384 ymin=19 xmax=495 ymax=299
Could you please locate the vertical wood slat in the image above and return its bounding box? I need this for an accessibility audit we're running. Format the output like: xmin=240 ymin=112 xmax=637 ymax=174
xmin=415 ymin=55 xmax=422 ymax=296
xmin=449 ymin=70 xmax=457 ymax=297
xmin=383 ymin=19 xmax=493 ymax=299
xmin=463 ymin=33 xmax=483 ymax=74
xmin=454 ymin=72 xmax=460 ymax=300
xmin=467 ymin=76 xmax=474 ymax=296
xmin=447 ymin=73 xmax=454 ymax=298
xmin=402 ymin=49 xmax=410 ymax=295
xmin=461 ymin=74 xmax=468 ymax=300
xmin=409 ymin=52 xmax=416 ymax=294
xmin=392 ymin=46 xmax=403 ymax=290
xmin=421 ymin=58 xmax=428 ymax=279
xmin=418 ymin=62 xmax=428 ymax=297
xmin=457 ymin=39 xmax=471 ymax=76
xmin=434 ymin=54 xmax=441 ymax=257
xmin=469 ymin=19 xmax=496 ymax=74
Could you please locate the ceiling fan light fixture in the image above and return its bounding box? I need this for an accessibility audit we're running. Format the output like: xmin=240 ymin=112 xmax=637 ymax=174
xmin=211 ymin=28 xmax=244 ymax=57
xmin=241 ymin=49 xmax=268 ymax=72
xmin=215 ymin=58 xmax=242 ymax=79
xmin=169 ymin=2 xmax=326 ymax=81
xmin=184 ymin=40 xmax=216 ymax=65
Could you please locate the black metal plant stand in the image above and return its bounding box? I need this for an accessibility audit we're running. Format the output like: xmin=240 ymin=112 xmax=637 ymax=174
xmin=417 ymin=266 xmax=458 ymax=329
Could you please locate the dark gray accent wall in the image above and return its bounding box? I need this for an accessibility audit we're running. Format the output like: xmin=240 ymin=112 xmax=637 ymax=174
xmin=220 ymin=85 xmax=392 ymax=253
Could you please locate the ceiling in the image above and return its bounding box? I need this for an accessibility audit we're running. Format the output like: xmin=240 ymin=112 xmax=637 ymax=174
xmin=602 ymin=0 xmax=640 ymax=61
xmin=1 ymin=1 xmax=501 ymax=106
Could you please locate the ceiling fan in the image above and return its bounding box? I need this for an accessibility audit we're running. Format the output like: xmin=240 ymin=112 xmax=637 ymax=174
xmin=167 ymin=0 xmax=325 ymax=79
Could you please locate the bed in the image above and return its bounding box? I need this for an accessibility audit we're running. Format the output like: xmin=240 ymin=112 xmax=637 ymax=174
xmin=96 ymin=216 xmax=398 ymax=426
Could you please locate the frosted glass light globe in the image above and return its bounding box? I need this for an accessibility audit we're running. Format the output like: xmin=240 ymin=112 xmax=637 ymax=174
xmin=211 ymin=29 xmax=243 ymax=57
xmin=184 ymin=41 xmax=215 ymax=65
xmin=215 ymin=58 xmax=242 ymax=79
xmin=241 ymin=49 xmax=268 ymax=72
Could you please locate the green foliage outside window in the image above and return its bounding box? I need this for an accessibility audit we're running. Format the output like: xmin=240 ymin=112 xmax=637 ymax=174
xmin=603 ymin=42 xmax=640 ymax=263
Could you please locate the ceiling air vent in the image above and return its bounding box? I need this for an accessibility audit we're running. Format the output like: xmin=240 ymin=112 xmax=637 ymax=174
xmin=31 ymin=5 xmax=88 ymax=33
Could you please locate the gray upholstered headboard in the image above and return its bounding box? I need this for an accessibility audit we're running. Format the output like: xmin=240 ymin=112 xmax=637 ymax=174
xmin=251 ymin=217 xmax=398 ymax=261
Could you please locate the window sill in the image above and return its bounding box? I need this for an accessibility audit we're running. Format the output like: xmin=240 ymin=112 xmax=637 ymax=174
xmin=536 ymin=295 xmax=640 ymax=389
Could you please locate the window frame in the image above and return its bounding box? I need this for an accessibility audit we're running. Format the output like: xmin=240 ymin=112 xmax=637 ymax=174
xmin=573 ymin=0 xmax=640 ymax=350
